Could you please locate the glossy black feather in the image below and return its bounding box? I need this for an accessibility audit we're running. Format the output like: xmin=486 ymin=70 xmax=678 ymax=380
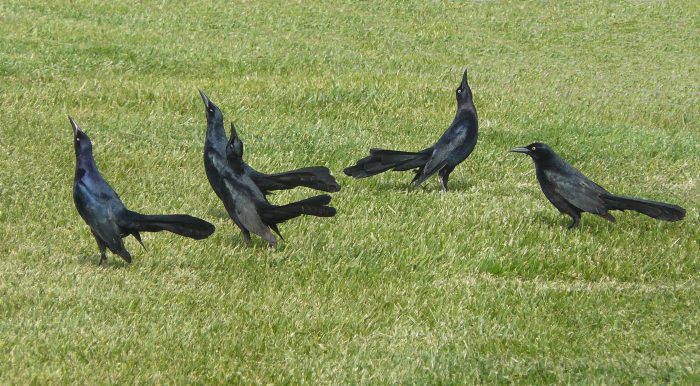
xmin=344 ymin=68 xmax=478 ymax=191
xmin=225 ymin=122 xmax=340 ymax=194
xmin=512 ymin=142 xmax=686 ymax=228
xmin=69 ymin=116 xmax=215 ymax=264
xmin=200 ymin=92 xmax=336 ymax=247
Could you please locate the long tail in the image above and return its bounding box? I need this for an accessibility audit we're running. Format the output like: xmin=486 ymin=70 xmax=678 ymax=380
xmin=602 ymin=194 xmax=686 ymax=221
xmin=343 ymin=148 xmax=433 ymax=178
xmin=253 ymin=167 xmax=341 ymax=194
xmin=260 ymin=194 xmax=336 ymax=234
xmin=122 ymin=211 xmax=216 ymax=239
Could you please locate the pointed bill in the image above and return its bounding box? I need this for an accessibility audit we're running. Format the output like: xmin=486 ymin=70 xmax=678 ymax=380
xmin=461 ymin=67 xmax=469 ymax=89
xmin=199 ymin=89 xmax=211 ymax=106
xmin=68 ymin=115 xmax=81 ymax=137
xmin=510 ymin=146 xmax=530 ymax=154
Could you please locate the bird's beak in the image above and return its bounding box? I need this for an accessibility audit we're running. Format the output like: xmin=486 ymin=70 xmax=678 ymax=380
xmin=199 ymin=90 xmax=211 ymax=107
xmin=229 ymin=122 xmax=238 ymax=138
xmin=68 ymin=115 xmax=80 ymax=137
xmin=461 ymin=67 xmax=469 ymax=88
xmin=510 ymin=147 xmax=530 ymax=154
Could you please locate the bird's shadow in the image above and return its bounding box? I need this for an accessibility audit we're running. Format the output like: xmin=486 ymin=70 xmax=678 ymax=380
xmin=534 ymin=212 xmax=623 ymax=232
xmin=221 ymin=233 xmax=290 ymax=254
xmin=364 ymin=178 xmax=475 ymax=193
xmin=76 ymin=254 xmax=130 ymax=269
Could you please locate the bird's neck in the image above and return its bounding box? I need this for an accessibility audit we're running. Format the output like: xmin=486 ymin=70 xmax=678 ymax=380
xmin=456 ymin=101 xmax=476 ymax=118
xmin=74 ymin=152 xmax=99 ymax=179
xmin=533 ymin=153 xmax=565 ymax=170
xmin=227 ymin=157 xmax=245 ymax=174
xmin=205 ymin=121 xmax=227 ymax=154
xmin=455 ymin=104 xmax=478 ymax=127
xmin=75 ymin=151 xmax=97 ymax=169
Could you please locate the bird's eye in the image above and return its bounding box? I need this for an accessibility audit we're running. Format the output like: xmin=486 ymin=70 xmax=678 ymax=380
xmin=531 ymin=146 xmax=536 ymax=151
xmin=209 ymin=108 xmax=213 ymax=112
xmin=76 ymin=138 xmax=80 ymax=142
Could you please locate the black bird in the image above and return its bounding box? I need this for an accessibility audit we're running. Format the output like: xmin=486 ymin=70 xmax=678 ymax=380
xmin=199 ymin=91 xmax=336 ymax=247
xmin=510 ymin=142 xmax=686 ymax=228
xmin=344 ymin=68 xmax=478 ymax=191
xmin=70 ymin=116 xmax=215 ymax=264
xmin=225 ymin=122 xmax=340 ymax=195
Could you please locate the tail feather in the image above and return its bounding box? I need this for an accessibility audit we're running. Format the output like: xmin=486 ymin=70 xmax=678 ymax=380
xmin=602 ymin=194 xmax=686 ymax=221
xmin=344 ymin=148 xmax=432 ymax=178
xmin=254 ymin=167 xmax=341 ymax=193
xmin=260 ymin=194 xmax=336 ymax=227
xmin=122 ymin=211 xmax=216 ymax=240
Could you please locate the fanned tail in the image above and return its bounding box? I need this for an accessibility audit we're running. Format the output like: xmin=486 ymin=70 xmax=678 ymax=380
xmin=260 ymin=195 xmax=336 ymax=230
xmin=602 ymin=194 xmax=686 ymax=221
xmin=343 ymin=148 xmax=432 ymax=178
xmin=253 ymin=167 xmax=341 ymax=193
xmin=122 ymin=211 xmax=216 ymax=240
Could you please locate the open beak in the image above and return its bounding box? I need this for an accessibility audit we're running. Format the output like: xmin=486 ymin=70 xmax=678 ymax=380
xmin=510 ymin=147 xmax=531 ymax=154
xmin=68 ymin=115 xmax=80 ymax=137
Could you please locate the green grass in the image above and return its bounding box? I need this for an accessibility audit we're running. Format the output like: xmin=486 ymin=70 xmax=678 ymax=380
xmin=1 ymin=0 xmax=699 ymax=383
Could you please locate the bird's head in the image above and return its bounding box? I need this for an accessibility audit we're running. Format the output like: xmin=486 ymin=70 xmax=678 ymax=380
xmin=510 ymin=142 xmax=555 ymax=161
xmin=226 ymin=122 xmax=244 ymax=160
xmin=199 ymin=90 xmax=223 ymax=125
xmin=455 ymin=67 xmax=473 ymax=106
xmin=68 ymin=115 xmax=93 ymax=156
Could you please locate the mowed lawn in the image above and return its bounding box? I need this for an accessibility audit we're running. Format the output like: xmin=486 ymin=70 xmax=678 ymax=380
xmin=1 ymin=0 xmax=699 ymax=383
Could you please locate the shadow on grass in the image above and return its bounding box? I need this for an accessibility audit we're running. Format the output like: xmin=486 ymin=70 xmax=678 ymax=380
xmin=533 ymin=210 xmax=644 ymax=233
xmin=217 ymin=231 xmax=289 ymax=254
xmin=363 ymin=178 xmax=476 ymax=193
xmin=76 ymin=254 xmax=131 ymax=268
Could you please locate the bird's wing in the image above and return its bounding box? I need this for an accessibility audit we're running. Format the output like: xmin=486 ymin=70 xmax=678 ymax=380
xmin=74 ymin=182 xmax=125 ymax=251
xmin=221 ymin=172 xmax=276 ymax=243
xmin=248 ymin=168 xmax=274 ymax=195
xmin=416 ymin=128 xmax=467 ymax=184
xmin=544 ymin=168 xmax=608 ymax=214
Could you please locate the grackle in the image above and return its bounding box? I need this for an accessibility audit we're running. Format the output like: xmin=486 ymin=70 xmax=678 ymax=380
xmin=199 ymin=91 xmax=335 ymax=247
xmin=70 ymin=116 xmax=215 ymax=264
xmin=344 ymin=67 xmax=478 ymax=192
xmin=511 ymin=142 xmax=685 ymax=228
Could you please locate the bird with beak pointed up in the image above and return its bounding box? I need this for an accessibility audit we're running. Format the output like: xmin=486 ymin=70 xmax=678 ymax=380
xmin=70 ymin=116 xmax=215 ymax=264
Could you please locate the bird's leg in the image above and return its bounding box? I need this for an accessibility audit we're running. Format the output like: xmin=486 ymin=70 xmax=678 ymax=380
xmin=438 ymin=167 xmax=453 ymax=192
xmin=567 ymin=214 xmax=581 ymax=229
xmin=601 ymin=213 xmax=616 ymax=223
xmin=440 ymin=174 xmax=449 ymax=192
xmin=91 ymin=230 xmax=108 ymax=265
xmin=241 ymin=230 xmax=252 ymax=246
xmin=99 ymin=251 xmax=107 ymax=265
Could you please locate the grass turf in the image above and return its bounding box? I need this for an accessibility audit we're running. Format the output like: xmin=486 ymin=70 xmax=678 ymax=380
xmin=1 ymin=0 xmax=699 ymax=383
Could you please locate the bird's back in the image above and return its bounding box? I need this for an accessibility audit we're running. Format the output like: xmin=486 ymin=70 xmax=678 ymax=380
xmin=536 ymin=156 xmax=609 ymax=214
xmin=433 ymin=109 xmax=478 ymax=164
xmin=73 ymin=166 xmax=128 ymax=248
